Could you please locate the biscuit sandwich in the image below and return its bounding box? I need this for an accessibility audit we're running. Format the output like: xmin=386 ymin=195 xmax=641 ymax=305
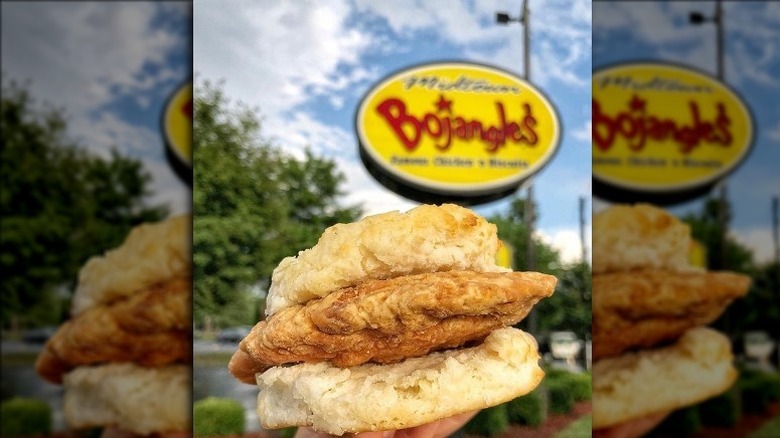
xmin=35 ymin=215 xmax=191 ymax=435
xmin=229 ymin=203 xmax=557 ymax=435
xmin=591 ymin=204 xmax=750 ymax=434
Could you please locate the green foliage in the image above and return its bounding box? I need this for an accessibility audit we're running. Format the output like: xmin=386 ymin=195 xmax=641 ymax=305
xmin=546 ymin=380 xmax=575 ymax=414
xmin=464 ymin=404 xmax=509 ymax=436
xmin=566 ymin=373 xmax=592 ymax=402
xmin=278 ymin=427 xmax=298 ymax=438
xmin=651 ymin=406 xmax=701 ymax=436
xmin=193 ymin=80 xmax=360 ymax=328
xmin=1 ymin=81 xmax=167 ymax=329
xmin=699 ymin=384 xmax=741 ymax=427
xmin=490 ymin=196 xmax=591 ymax=341
xmin=682 ymin=198 xmax=753 ymax=272
xmin=748 ymin=414 xmax=780 ymax=438
xmin=554 ymin=414 xmax=592 ymax=438
xmin=193 ymin=397 xmax=245 ymax=437
xmin=0 ymin=397 xmax=52 ymax=436
xmin=507 ymin=388 xmax=546 ymax=426
xmin=740 ymin=371 xmax=780 ymax=414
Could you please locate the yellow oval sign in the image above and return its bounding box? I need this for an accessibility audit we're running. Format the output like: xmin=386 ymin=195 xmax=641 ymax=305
xmin=162 ymin=80 xmax=192 ymax=183
xmin=356 ymin=62 xmax=560 ymax=204
xmin=593 ymin=62 xmax=754 ymax=204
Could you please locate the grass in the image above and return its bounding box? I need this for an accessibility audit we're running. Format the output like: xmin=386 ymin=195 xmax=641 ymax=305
xmin=748 ymin=415 xmax=780 ymax=438
xmin=553 ymin=414 xmax=592 ymax=438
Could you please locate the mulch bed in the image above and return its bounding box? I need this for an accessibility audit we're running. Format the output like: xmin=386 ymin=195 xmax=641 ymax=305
xmin=474 ymin=401 xmax=593 ymax=438
xmin=687 ymin=401 xmax=780 ymax=438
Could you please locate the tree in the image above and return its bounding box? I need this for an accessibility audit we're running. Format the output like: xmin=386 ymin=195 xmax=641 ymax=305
xmin=489 ymin=196 xmax=592 ymax=342
xmin=683 ymin=198 xmax=753 ymax=272
xmin=1 ymin=81 xmax=168 ymax=328
xmin=193 ymin=80 xmax=360 ymax=329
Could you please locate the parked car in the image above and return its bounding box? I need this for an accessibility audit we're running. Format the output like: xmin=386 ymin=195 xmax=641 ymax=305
xmin=22 ymin=327 xmax=57 ymax=344
xmin=216 ymin=326 xmax=252 ymax=344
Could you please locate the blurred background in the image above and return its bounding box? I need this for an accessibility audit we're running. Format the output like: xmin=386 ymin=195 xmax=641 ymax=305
xmin=593 ymin=1 xmax=780 ymax=437
xmin=1 ymin=1 xmax=191 ymax=434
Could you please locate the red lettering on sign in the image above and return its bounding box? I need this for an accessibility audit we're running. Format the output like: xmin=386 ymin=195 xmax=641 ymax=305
xmin=375 ymin=95 xmax=538 ymax=154
xmin=593 ymin=95 xmax=732 ymax=154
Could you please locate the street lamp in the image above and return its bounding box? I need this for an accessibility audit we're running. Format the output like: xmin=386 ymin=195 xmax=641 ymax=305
xmin=689 ymin=0 xmax=723 ymax=80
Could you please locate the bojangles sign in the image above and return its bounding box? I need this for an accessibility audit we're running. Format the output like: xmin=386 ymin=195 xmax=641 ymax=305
xmin=356 ymin=62 xmax=560 ymax=205
xmin=161 ymin=80 xmax=192 ymax=184
xmin=592 ymin=62 xmax=754 ymax=204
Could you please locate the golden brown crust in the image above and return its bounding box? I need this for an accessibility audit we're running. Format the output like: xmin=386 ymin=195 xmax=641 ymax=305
xmin=266 ymin=204 xmax=506 ymax=316
xmin=592 ymin=270 xmax=750 ymax=360
xmin=592 ymin=204 xmax=692 ymax=274
xmin=36 ymin=277 xmax=192 ymax=384
xmin=230 ymin=271 xmax=556 ymax=384
xmin=72 ymin=214 xmax=190 ymax=315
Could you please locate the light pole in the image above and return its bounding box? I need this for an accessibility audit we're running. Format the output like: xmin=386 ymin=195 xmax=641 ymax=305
xmin=497 ymin=0 xmax=537 ymax=332
xmin=690 ymin=0 xmax=728 ymax=270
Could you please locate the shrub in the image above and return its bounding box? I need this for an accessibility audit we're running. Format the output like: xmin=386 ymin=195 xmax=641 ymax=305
xmin=464 ymin=404 xmax=509 ymax=436
xmin=507 ymin=389 xmax=546 ymax=426
xmin=0 ymin=397 xmax=52 ymax=437
xmin=652 ymin=406 xmax=701 ymax=436
xmin=193 ymin=397 xmax=245 ymax=437
xmin=565 ymin=373 xmax=592 ymax=402
xmin=699 ymin=384 xmax=741 ymax=427
xmin=547 ymin=380 xmax=575 ymax=414
xmin=278 ymin=427 xmax=298 ymax=438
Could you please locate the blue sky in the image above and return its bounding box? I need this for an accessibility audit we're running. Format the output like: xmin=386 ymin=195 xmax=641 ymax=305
xmin=1 ymin=2 xmax=191 ymax=214
xmin=593 ymin=1 xmax=780 ymax=263
xmin=194 ymin=0 xmax=592 ymax=264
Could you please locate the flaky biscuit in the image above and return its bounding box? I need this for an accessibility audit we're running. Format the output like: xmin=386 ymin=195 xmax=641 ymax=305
xmin=256 ymin=328 xmax=544 ymax=435
xmin=71 ymin=214 xmax=190 ymax=315
xmin=592 ymin=269 xmax=750 ymax=360
xmin=265 ymin=204 xmax=505 ymax=316
xmin=592 ymin=327 xmax=737 ymax=429
xmin=592 ymin=204 xmax=692 ymax=274
xmin=63 ymin=363 xmax=190 ymax=435
xmin=37 ymin=277 xmax=191 ymax=383
xmin=230 ymin=271 xmax=556 ymax=383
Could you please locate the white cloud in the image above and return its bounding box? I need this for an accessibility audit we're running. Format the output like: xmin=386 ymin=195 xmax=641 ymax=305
xmin=572 ymin=120 xmax=592 ymax=142
xmin=194 ymin=0 xmax=374 ymax=116
xmin=595 ymin=2 xmax=780 ymax=89
xmin=2 ymin=2 xmax=190 ymax=213
xmin=538 ymin=227 xmax=591 ymax=265
xmin=767 ymin=121 xmax=780 ymax=141
xmin=2 ymin=3 xmax=186 ymax=114
xmin=261 ymin=109 xmax=419 ymax=217
xmin=731 ymin=227 xmax=777 ymax=265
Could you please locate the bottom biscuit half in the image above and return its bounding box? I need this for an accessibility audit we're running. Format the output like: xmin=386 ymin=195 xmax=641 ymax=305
xmin=63 ymin=363 xmax=191 ymax=435
xmin=255 ymin=327 xmax=544 ymax=436
xmin=592 ymin=327 xmax=737 ymax=429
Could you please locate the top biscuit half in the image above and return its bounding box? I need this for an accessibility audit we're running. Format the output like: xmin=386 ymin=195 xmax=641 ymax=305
xmin=71 ymin=214 xmax=191 ymax=316
xmin=592 ymin=204 xmax=694 ymax=274
xmin=265 ymin=204 xmax=506 ymax=316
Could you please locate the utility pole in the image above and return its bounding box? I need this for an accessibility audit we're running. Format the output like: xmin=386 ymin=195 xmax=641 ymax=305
xmin=497 ymin=0 xmax=536 ymax=332
xmin=773 ymin=196 xmax=779 ymax=265
xmin=691 ymin=0 xmax=728 ymax=270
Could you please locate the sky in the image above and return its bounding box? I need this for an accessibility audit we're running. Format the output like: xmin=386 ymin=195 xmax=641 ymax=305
xmin=194 ymin=0 xmax=592 ymax=265
xmin=1 ymin=2 xmax=191 ymax=215
xmin=593 ymin=1 xmax=780 ymax=264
